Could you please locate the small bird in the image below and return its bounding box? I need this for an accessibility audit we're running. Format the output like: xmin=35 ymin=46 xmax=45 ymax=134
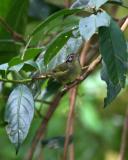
xmin=34 ymin=53 xmax=82 ymax=85
xmin=51 ymin=53 xmax=82 ymax=84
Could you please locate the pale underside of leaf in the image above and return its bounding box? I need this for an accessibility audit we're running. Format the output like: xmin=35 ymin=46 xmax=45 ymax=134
xmin=79 ymin=11 xmax=110 ymax=41
xmin=4 ymin=85 xmax=34 ymax=151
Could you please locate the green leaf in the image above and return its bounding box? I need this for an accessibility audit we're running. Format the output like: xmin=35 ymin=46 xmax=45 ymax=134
xmin=9 ymin=64 xmax=24 ymax=72
xmin=8 ymin=48 xmax=43 ymax=67
xmin=22 ymin=60 xmax=39 ymax=71
xmin=4 ymin=85 xmax=34 ymax=152
xmin=42 ymin=79 xmax=61 ymax=99
xmin=30 ymin=8 xmax=82 ymax=36
xmin=79 ymin=11 xmax=110 ymax=41
xmin=99 ymin=19 xmax=127 ymax=87
xmin=101 ymin=62 xmax=121 ymax=107
xmin=23 ymin=48 xmax=44 ymax=61
xmin=106 ymin=0 xmax=122 ymax=5
xmin=44 ymin=29 xmax=74 ymax=65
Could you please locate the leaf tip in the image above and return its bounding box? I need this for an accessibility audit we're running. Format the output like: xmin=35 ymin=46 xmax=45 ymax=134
xmin=15 ymin=145 xmax=20 ymax=155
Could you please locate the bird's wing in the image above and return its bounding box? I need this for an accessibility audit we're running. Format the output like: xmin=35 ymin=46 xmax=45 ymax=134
xmin=52 ymin=62 xmax=68 ymax=72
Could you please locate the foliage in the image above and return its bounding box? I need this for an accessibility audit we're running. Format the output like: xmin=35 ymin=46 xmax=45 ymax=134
xmin=0 ymin=0 xmax=128 ymax=159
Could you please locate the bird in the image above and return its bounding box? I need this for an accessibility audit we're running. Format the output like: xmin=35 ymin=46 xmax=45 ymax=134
xmin=51 ymin=53 xmax=82 ymax=84
xmin=33 ymin=53 xmax=82 ymax=85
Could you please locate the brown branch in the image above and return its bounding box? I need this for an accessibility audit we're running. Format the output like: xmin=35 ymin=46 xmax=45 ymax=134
xmin=0 ymin=16 xmax=26 ymax=44
xmin=64 ymin=0 xmax=71 ymax=8
xmin=63 ymin=87 xmax=77 ymax=160
xmin=80 ymin=41 xmax=91 ymax=66
xmin=121 ymin=17 xmax=128 ymax=31
xmin=118 ymin=108 xmax=128 ymax=160
xmin=25 ymin=91 xmax=66 ymax=160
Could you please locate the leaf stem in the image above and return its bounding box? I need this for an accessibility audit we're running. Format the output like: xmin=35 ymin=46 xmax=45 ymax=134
xmin=21 ymin=37 xmax=32 ymax=60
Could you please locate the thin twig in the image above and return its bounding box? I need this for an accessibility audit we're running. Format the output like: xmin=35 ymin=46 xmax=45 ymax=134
xmin=0 ymin=16 xmax=26 ymax=44
xmin=0 ymin=78 xmax=32 ymax=84
xmin=121 ymin=17 xmax=128 ymax=31
xmin=118 ymin=108 xmax=128 ymax=160
xmin=35 ymin=99 xmax=52 ymax=105
xmin=63 ymin=87 xmax=77 ymax=160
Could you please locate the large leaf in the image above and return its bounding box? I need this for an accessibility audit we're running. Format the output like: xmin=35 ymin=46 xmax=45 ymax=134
xmin=79 ymin=11 xmax=110 ymax=41
xmin=44 ymin=29 xmax=74 ymax=65
xmin=30 ymin=8 xmax=82 ymax=36
xmin=99 ymin=19 xmax=127 ymax=87
xmin=101 ymin=61 xmax=121 ymax=107
xmin=8 ymin=48 xmax=43 ymax=67
xmin=4 ymin=85 xmax=34 ymax=152
xmin=0 ymin=0 xmax=29 ymax=63
xmin=71 ymin=0 xmax=108 ymax=9
xmin=42 ymin=79 xmax=61 ymax=100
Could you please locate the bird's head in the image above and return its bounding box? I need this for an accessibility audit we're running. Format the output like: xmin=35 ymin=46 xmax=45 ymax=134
xmin=66 ymin=53 xmax=79 ymax=63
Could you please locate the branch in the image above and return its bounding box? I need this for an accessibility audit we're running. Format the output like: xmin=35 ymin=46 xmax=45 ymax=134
xmin=25 ymin=91 xmax=66 ymax=160
xmin=64 ymin=0 xmax=71 ymax=8
xmin=0 ymin=16 xmax=26 ymax=44
xmin=121 ymin=17 xmax=128 ymax=31
xmin=0 ymin=77 xmax=32 ymax=84
xmin=63 ymin=87 xmax=77 ymax=160
xmin=118 ymin=108 xmax=128 ymax=160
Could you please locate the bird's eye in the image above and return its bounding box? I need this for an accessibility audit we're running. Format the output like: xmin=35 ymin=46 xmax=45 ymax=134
xmin=66 ymin=54 xmax=75 ymax=63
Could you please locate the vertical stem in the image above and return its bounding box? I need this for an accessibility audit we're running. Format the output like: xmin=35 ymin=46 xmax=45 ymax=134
xmin=64 ymin=0 xmax=71 ymax=8
xmin=25 ymin=91 xmax=65 ymax=160
xmin=118 ymin=108 xmax=128 ymax=160
xmin=63 ymin=87 xmax=77 ymax=160
xmin=69 ymin=125 xmax=75 ymax=160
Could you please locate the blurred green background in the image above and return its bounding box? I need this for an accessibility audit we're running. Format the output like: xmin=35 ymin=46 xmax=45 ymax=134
xmin=0 ymin=0 xmax=128 ymax=160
